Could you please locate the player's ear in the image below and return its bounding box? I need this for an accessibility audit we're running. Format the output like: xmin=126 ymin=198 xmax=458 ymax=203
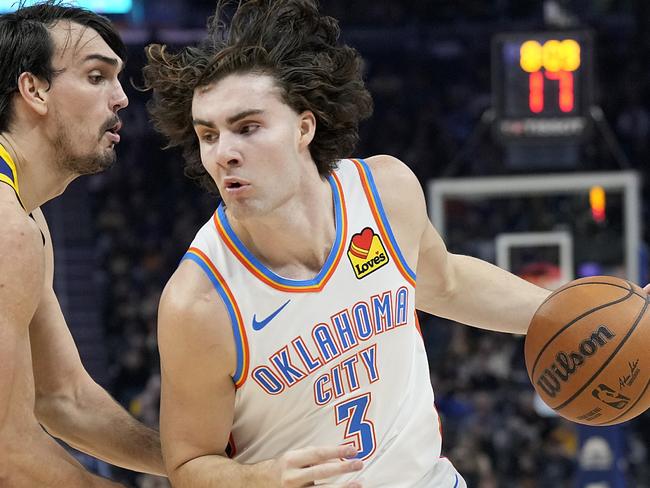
xmin=16 ymin=72 xmax=49 ymax=116
xmin=298 ymin=110 xmax=316 ymax=149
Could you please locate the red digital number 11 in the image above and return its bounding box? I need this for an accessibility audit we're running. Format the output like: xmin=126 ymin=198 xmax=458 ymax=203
xmin=529 ymin=70 xmax=574 ymax=113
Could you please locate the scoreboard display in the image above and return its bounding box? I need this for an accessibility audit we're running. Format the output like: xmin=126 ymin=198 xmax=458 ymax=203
xmin=492 ymin=31 xmax=594 ymax=142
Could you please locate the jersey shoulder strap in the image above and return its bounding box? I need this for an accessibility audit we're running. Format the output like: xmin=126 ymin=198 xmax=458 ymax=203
xmin=0 ymin=144 xmax=45 ymax=245
xmin=0 ymin=143 xmax=24 ymax=209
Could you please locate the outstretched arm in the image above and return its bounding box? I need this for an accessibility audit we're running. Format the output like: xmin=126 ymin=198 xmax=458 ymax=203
xmin=159 ymin=260 xmax=363 ymax=488
xmin=364 ymin=155 xmax=551 ymax=334
xmin=416 ymin=223 xmax=550 ymax=334
xmin=29 ymin=209 xmax=165 ymax=476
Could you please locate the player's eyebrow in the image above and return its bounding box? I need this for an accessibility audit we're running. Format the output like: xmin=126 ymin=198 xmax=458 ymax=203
xmin=193 ymin=109 xmax=265 ymax=128
xmin=227 ymin=109 xmax=264 ymax=125
xmin=192 ymin=118 xmax=215 ymax=128
xmin=82 ymin=53 xmax=124 ymax=72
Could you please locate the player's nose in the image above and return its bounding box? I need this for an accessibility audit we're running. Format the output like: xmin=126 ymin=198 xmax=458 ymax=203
xmin=214 ymin=135 xmax=241 ymax=168
xmin=111 ymin=80 xmax=129 ymax=113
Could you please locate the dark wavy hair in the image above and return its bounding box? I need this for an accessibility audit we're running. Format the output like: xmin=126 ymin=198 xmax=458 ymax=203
xmin=0 ymin=1 xmax=126 ymax=132
xmin=143 ymin=0 xmax=373 ymax=193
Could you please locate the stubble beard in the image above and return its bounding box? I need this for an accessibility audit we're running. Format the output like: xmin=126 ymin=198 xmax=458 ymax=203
xmin=52 ymin=115 xmax=116 ymax=176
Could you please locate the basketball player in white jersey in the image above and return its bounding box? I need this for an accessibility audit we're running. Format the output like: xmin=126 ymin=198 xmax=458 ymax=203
xmin=0 ymin=3 xmax=164 ymax=485
xmin=144 ymin=1 xmax=550 ymax=486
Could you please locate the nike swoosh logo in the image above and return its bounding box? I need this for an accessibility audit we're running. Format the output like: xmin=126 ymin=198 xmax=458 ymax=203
xmin=252 ymin=299 xmax=291 ymax=331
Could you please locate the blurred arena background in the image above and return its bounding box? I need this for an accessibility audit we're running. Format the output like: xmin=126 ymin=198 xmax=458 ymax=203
xmin=9 ymin=0 xmax=649 ymax=486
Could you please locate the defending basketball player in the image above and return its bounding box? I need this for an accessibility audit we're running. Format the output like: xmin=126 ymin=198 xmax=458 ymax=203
xmin=143 ymin=0 xmax=550 ymax=486
xmin=0 ymin=3 xmax=164 ymax=486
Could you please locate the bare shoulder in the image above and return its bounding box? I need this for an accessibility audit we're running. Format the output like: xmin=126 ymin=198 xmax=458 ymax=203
xmin=362 ymin=155 xmax=428 ymax=263
xmin=0 ymin=188 xmax=45 ymax=322
xmin=159 ymin=260 xmax=225 ymax=327
xmin=158 ymin=259 xmax=236 ymax=375
xmin=364 ymin=154 xmax=419 ymax=186
xmin=363 ymin=155 xmax=427 ymax=221
xmin=0 ymin=189 xmax=44 ymax=265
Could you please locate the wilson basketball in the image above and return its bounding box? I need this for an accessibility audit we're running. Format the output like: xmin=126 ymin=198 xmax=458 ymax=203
xmin=525 ymin=276 xmax=650 ymax=426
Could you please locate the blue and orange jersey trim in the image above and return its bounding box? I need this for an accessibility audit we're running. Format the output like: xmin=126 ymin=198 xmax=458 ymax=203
xmin=0 ymin=143 xmax=24 ymax=207
xmin=214 ymin=173 xmax=348 ymax=293
xmin=351 ymin=158 xmax=416 ymax=286
xmin=182 ymin=247 xmax=250 ymax=388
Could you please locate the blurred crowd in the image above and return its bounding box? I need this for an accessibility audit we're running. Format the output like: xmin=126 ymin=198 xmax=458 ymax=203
xmin=69 ymin=1 xmax=650 ymax=486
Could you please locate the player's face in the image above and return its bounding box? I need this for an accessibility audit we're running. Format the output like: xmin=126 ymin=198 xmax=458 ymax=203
xmin=192 ymin=73 xmax=314 ymax=220
xmin=44 ymin=22 xmax=128 ymax=175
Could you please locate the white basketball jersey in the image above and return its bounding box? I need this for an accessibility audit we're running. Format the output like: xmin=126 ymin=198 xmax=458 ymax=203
xmin=184 ymin=158 xmax=466 ymax=487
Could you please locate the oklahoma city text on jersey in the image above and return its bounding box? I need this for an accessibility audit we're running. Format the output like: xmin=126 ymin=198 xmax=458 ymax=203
xmin=251 ymin=286 xmax=410 ymax=407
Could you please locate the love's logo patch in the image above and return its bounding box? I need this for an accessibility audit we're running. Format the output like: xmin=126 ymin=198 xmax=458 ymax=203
xmin=347 ymin=227 xmax=389 ymax=279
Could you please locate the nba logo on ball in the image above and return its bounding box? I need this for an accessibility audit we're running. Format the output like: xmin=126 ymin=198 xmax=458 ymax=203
xmin=525 ymin=276 xmax=650 ymax=426
xmin=347 ymin=227 xmax=389 ymax=279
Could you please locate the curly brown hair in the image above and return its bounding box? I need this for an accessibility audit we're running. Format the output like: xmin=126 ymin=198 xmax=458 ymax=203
xmin=142 ymin=0 xmax=373 ymax=193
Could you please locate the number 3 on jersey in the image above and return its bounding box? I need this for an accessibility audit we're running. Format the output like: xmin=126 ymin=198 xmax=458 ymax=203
xmin=335 ymin=393 xmax=376 ymax=460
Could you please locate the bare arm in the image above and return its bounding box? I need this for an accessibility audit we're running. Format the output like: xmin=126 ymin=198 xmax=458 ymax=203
xmin=4 ymin=437 xmax=124 ymax=488
xmin=29 ymin=209 xmax=165 ymax=476
xmin=0 ymin=212 xmax=35 ymax=443
xmin=416 ymin=226 xmax=550 ymax=333
xmin=159 ymin=261 xmax=362 ymax=488
xmin=0 ymin=196 xmax=122 ymax=487
xmin=365 ymin=155 xmax=551 ymax=334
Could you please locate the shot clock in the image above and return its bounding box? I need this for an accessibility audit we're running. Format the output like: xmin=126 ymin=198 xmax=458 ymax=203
xmin=492 ymin=31 xmax=594 ymax=143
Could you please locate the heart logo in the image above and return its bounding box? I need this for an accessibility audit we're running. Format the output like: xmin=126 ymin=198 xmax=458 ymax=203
xmin=350 ymin=227 xmax=374 ymax=259
xmin=347 ymin=226 xmax=389 ymax=279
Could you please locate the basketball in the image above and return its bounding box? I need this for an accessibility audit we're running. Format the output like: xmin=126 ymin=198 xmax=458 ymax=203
xmin=525 ymin=276 xmax=650 ymax=426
